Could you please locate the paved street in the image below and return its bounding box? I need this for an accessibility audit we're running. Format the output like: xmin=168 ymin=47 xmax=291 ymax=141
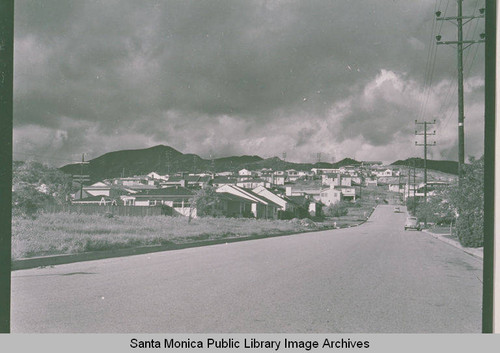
xmin=11 ymin=205 xmax=483 ymax=333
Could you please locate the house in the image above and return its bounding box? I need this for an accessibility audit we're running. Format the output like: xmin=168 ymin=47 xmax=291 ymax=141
xmin=311 ymin=168 xmax=340 ymax=175
xmin=338 ymin=186 xmax=356 ymax=201
xmin=285 ymin=184 xmax=322 ymax=201
xmin=82 ymin=181 xmax=113 ymax=196
xmin=147 ymin=172 xmax=168 ymax=181
xmin=129 ymin=186 xmax=195 ymax=217
xmin=211 ymin=176 xmax=238 ymax=187
xmin=351 ymin=176 xmax=362 ymax=185
xmin=216 ymin=185 xmax=280 ymax=219
xmin=321 ymin=173 xmax=339 ymax=187
xmin=365 ymin=177 xmax=378 ymax=187
xmin=236 ymin=178 xmax=270 ymax=189
xmin=161 ymin=175 xmax=211 ymax=188
xmin=216 ymin=171 xmax=234 ymax=177
xmin=71 ymin=195 xmax=118 ymax=206
xmin=81 ymin=181 xmax=135 ymax=198
xmin=215 ymin=192 xmax=254 ymax=218
xmin=286 ymin=195 xmax=321 ymax=218
xmin=340 ymin=175 xmax=352 ymax=186
xmin=297 ymin=170 xmax=315 ymax=178
xmin=272 ymin=171 xmax=286 ymax=185
xmin=388 ymin=183 xmax=403 ymax=193
xmin=252 ymin=185 xmax=297 ymax=213
xmin=373 ymin=168 xmax=393 ymax=177
xmin=286 ymin=169 xmax=300 ymax=182
xmin=238 ymin=169 xmax=254 ymax=180
xmin=113 ymin=176 xmax=154 ymax=186
xmin=319 ymin=186 xmax=342 ymax=206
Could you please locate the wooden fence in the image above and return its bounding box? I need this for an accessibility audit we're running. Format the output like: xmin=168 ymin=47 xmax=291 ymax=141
xmin=43 ymin=204 xmax=164 ymax=216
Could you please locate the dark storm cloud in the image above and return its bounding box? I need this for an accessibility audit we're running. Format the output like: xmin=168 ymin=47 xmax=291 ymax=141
xmin=13 ymin=0 xmax=485 ymax=163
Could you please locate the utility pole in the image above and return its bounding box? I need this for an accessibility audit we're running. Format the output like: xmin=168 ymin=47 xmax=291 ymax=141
xmin=436 ymin=2 xmax=485 ymax=181
xmin=407 ymin=162 xmax=411 ymax=203
xmin=398 ymin=169 xmax=403 ymax=203
xmin=73 ymin=154 xmax=90 ymax=199
xmin=165 ymin=150 xmax=170 ymax=175
xmin=412 ymin=160 xmax=417 ymax=215
xmin=415 ymin=120 xmax=437 ymax=226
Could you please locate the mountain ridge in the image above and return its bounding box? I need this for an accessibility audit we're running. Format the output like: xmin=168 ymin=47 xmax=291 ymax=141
xmin=58 ymin=145 xmax=458 ymax=181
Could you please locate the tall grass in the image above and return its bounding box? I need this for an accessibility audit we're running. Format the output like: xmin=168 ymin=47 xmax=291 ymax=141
xmin=11 ymin=213 xmax=319 ymax=259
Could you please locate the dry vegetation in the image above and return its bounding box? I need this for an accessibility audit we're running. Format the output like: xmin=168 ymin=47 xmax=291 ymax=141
xmin=12 ymin=213 xmax=326 ymax=259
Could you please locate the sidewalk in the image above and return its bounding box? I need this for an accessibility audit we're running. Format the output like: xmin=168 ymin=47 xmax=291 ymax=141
xmin=423 ymin=229 xmax=483 ymax=260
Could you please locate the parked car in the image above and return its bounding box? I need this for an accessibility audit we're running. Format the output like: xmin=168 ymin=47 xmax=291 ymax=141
xmin=394 ymin=206 xmax=400 ymax=213
xmin=404 ymin=216 xmax=421 ymax=231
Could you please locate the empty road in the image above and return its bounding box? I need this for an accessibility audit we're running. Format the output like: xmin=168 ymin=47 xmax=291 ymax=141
xmin=11 ymin=205 xmax=483 ymax=332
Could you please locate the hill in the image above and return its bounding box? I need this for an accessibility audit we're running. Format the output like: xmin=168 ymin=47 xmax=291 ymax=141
xmin=391 ymin=157 xmax=458 ymax=175
xmin=59 ymin=145 xmax=362 ymax=182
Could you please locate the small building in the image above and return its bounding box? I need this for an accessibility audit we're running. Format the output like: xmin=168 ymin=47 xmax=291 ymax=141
xmin=319 ymin=186 xmax=342 ymax=206
xmin=216 ymin=185 xmax=280 ymax=219
xmin=129 ymin=186 xmax=195 ymax=217
xmin=71 ymin=195 xmax=118 ymax=206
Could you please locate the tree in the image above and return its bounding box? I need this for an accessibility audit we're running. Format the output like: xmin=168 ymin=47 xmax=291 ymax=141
xmin=12 ymin=161 xmax=73 ymax=217
xmin=414 ymin=190 xmax=454 ymax=225
xmin=323 ymin=201 xmax=349 ymax=217
xmin=447 ymin=156 xmax=484 ymax=247
xmin=188 ymin=186 xmax=221 ymax=221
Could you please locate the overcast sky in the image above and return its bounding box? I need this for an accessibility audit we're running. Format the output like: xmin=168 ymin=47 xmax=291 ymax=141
xmin=13 ymin=0 xmax=485 ymax=166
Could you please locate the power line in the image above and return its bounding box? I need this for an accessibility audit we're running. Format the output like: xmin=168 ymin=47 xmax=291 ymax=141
xmin=415 ymin=120 xmax=437 ymax=226
xmin=435 ymin=0 xmax=485 ymax=180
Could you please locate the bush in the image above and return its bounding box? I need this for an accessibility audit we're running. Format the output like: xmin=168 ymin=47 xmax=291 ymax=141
xmin=12 ymin=185 xmax=52 ymax=218
xmin=447 ymin=156 xmax=484 ymax=247
xmin=278 ymin=210 xmax=295 ymax=220
xmin=324 ymin=202 xmax=349 ymax=217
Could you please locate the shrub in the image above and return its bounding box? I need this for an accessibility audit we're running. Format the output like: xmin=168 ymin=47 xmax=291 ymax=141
xmin=447 ymin=156 xmax=484 ymax=247
xmin=324 ymin=202 xmax=349 ymax=217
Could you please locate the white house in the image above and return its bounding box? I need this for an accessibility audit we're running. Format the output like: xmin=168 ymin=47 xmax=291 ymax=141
xmin=338 ymin=186 xmax=356 ymax=201
xmin=238 ymin=169 xmax=253 ymax=180
xmin=83 ymin=181 xmax=112 ymax=196
xmin=147 ymin=172 xmax=168 ymax=181
xmin=252 ymin=185 xmax=295 ymax=212
xmin=216 ymin=185 xmax=279 ymax=219
xmin=319 ymin=186 xmax=342 ymax=206
xmin=365 ymin=177 xmax=378 ymax=186
xmin=340 ymin=176 xmax=352 ymax=186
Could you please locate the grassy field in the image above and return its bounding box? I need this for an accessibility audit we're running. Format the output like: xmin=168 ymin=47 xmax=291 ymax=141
xmin=12 ymin=186 xmax=390 ymax=260
xmin=12 ymin=213 xmax=330 ymax=259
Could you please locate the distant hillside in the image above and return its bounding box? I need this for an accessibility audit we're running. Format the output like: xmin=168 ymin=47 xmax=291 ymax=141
xmin=59 ymin=145 xmax=362 ymax=182
xmin=391 ymin=157 xmax=458 ymax=175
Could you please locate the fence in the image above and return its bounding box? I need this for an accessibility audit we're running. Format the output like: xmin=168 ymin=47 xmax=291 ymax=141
xmin=43 ymin=204 xmax=163 ymax=217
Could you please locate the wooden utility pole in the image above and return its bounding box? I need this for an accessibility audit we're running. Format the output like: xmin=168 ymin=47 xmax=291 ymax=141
xmin=412 ymin=160 xmax=417 ymax=214
xmin=436 ymin=2 xmax=485 ymax=180
xmin=416 ymin=120 xmax=437 ymax=226
xmin=73 ymin=154 xmax=90 ymax=199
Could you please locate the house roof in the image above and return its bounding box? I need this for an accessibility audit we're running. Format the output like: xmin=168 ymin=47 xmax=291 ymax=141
xmin=212 ymin=176 xmax=238 ymax=184
xmin=134 ymin=186 xmax=194 ymax=197
xmin=124 ymin=184 xmax=159 ymax=190
xmin=72 ymin=195 xmax=114 ymax=202
xmin=241 ymin=189 xmax=281 ymax=208
xmin=237 ymin=178 xmax=266 ymax=183
xmin=217 ymin=192 xmax=253 ymax=203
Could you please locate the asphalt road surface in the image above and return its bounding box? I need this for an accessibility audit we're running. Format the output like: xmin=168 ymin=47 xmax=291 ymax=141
xmin=11 ymin=205 xmax=483 ymax=333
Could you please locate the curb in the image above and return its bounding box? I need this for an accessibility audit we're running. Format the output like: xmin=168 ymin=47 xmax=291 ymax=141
xmin=422 ymin=229 xmax=483 ymax=260
xmin=11 ymin=225 xmax=339 ymax=271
